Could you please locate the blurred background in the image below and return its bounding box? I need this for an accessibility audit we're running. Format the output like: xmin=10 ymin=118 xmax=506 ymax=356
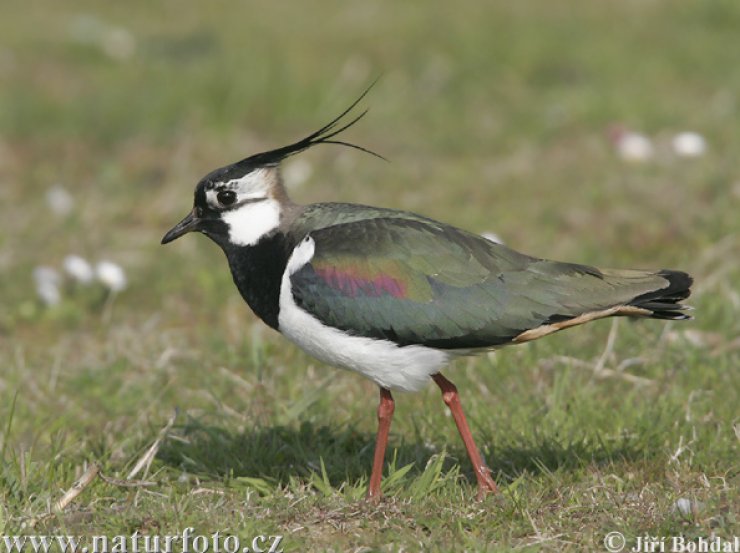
xmin=0 ymin=0 xmax=738 ymax=544
xmin=2 ymin=2 xmax=738 ymax=316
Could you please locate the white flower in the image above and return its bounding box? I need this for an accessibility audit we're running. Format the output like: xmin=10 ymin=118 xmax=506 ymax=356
xmin=608 ymin=125 xmax=654 ymax=162
xmin=618 ymin=133 xmax=654 ymax=162
xmin=95 ymin=260 xmax=127 ymax=292
xmin=67 ymin=15 xmax=135 ymax=61
xmin=33 ymin=266 xmax=60 ymax=286
xmin=102 ymin=27 xmax=136 ymax=61
xmin=36 ymin=282 xmax=61 ymax=306
xmin=672 ymin=132 xmax=706 ymax=158
xmin=63 ymin=255 xmax=94 ymax=284
xmin=33 ymin=266 xmax=62 ymax=306
xmin=46 ymin=185 xmax=74 ymax=216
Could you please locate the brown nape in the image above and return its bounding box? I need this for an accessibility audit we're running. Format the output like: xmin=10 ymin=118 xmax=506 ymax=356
xmin=271 ymin=166 xmax=306 ymax=232
xmin=267 ymin=166 xmax=294 ymax=205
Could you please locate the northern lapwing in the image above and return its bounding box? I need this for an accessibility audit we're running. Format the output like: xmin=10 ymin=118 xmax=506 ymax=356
xmin=162 ymin=88 xmax=693 ymax=501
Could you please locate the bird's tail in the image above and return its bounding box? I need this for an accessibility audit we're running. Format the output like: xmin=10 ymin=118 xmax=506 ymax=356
xmin=623 ymin=269 xmax=693 ymax=320
xmin=512 ymin=267 xmax=693 ymax=344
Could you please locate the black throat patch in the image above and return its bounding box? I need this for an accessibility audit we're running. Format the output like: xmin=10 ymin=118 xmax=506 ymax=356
xmin=222 ymin=232 xmax=295 ymax=330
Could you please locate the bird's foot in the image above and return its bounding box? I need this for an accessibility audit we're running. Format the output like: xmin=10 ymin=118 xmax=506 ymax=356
xmin=475 ymin=467 xmax=498 ymax=500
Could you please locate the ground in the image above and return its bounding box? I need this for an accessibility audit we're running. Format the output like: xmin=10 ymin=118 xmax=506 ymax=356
xmin=0 ymin=2 xmax=738 ymax=551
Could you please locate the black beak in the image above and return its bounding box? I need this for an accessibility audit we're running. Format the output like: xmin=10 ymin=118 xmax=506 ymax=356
xmin=161 ymin=208 xmax=201 ymax=244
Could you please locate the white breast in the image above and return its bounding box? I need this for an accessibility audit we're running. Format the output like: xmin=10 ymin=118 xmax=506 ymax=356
xmin=277 ymin=236 xmax=452 ymax=392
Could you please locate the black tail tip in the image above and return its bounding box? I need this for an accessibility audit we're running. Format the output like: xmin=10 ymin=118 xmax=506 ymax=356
xmin=656 ymin=269 xmax=693 ymax=301
xmin=631 ymin=269 xmax=694 ymax=320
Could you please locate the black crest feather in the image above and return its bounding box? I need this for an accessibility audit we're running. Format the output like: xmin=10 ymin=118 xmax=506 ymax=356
xmin=238 ymin=80 xmax=385 ymax=169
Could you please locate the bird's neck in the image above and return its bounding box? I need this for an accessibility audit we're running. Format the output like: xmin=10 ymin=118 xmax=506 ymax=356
xmin=222 ymin=232 xmax=294 ymax=330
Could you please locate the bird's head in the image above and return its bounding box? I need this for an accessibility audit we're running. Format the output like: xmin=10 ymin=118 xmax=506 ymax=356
xmin=162 ymin=83 xmax=383 ymax=250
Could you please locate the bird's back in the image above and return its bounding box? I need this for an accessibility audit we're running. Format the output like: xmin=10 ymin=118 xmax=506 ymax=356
xmin=285 ymin=203 xmax=692 ymax=350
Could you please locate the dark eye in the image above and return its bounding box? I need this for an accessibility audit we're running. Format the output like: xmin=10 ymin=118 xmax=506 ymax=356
xmin=216 ymin=189 xmax=237 ymax=206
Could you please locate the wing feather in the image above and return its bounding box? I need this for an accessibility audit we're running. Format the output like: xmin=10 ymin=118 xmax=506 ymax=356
xmin=288 ymin=214 xmax=681 ymax=349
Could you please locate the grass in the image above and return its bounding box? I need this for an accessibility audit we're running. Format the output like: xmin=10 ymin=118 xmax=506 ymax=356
xmin=1 ymin=1 xmax=738 ymax=550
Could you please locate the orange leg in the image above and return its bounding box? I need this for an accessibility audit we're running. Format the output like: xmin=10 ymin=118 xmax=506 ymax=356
xmin=367 ymin=387 xmax=394 ymax=502
xmin=432 ymin=373 xmax=498 ymax=499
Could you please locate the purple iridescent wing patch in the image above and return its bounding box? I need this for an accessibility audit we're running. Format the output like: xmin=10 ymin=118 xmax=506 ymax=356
xmin=313 ymin=264 xmax=408 ymax=298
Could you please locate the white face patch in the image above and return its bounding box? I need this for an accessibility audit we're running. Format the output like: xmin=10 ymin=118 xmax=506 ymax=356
xmin=221 ymin=198 xmax=281 ymax=247
xmin=205 ymin=168 xmax=274 ymax=209
xmin=203 ymin=167 xmax=283 ymax=246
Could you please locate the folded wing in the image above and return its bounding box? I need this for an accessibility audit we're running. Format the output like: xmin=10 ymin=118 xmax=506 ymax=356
xmin=289 ymin=217 xmax=691 ymax=350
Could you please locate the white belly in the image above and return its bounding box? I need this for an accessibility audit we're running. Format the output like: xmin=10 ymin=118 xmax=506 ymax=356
xmin=277 ymin=237 xmax=452 ymax=392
